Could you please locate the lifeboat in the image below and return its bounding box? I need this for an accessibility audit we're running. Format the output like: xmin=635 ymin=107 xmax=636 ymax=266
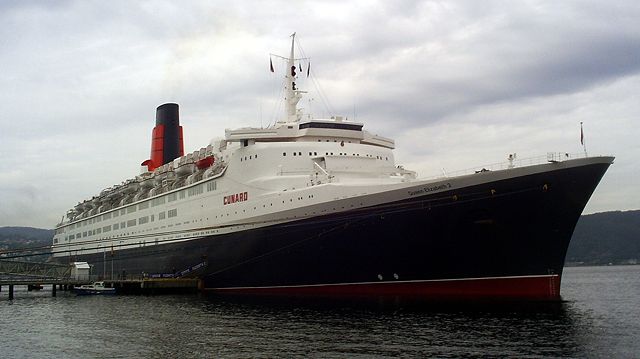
xmin=139 ymin=172 xmax=155 ymax=190
xmin=196 ymin=155 xmax=215 ymax=169
xmin=66 ymin=209 xmax=77 ymax=220
xmin=175 ymin=154 xmax=196 ymax=177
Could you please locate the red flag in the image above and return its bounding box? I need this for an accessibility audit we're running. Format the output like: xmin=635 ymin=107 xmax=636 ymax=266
xmin=269 ymin=58 xmax=274 ymax=73
xmin=580 ymin=122 xmax=584 ymax=145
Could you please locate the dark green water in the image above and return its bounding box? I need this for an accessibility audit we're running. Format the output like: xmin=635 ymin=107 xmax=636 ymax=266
xmin=1 ymin=265 xmax=639 ymax=358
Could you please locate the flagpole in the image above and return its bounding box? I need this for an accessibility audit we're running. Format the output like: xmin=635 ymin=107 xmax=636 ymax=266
xmin=580 ymin=122 xmax=587 ymax=157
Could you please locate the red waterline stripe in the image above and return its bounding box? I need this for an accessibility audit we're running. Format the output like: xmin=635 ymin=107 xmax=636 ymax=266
xmin=205 ymin=275 xmax=562 ymax=300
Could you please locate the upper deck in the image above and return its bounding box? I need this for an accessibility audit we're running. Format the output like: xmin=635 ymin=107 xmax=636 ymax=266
xmin=225 ymin=117 xmax=394 ymax=149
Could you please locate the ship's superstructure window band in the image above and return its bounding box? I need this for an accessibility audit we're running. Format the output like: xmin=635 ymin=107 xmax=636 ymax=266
xmin=187 ymin=185 xmax=203 ymax=197
xmin=298 ymin=122 xmax=363 ymax=131
xmin=207 ymin=182 xmax=217 ymax=192
xmin=151 ymin=197 xmax=165 ymax=206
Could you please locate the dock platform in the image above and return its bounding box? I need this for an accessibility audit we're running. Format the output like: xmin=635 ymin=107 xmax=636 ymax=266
xmin=104 ymin=278 xmax=201 ymax=294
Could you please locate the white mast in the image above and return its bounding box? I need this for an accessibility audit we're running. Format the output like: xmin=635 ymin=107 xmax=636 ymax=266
xmin=285 ymin=32 xmax=303 ymax=122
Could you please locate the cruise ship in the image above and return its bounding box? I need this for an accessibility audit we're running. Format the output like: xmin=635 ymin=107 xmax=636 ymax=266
xmin=52 ymin=34 xmax=613 ymax=300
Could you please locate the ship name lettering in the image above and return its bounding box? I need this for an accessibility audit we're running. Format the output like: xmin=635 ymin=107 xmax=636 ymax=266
xmin=224 ymin=192 xmax=248 ymax=205
xmin=408 ymin=182 xmax=452 ymax=196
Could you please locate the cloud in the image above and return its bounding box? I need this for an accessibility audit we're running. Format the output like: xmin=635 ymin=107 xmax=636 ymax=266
xmin=0 ymin=0 xmax=638 ymax=227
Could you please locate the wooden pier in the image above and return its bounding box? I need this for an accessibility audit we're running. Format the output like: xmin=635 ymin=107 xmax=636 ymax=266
xmin=1 ymin=259 xmax=203 ymax=300
xmin=0 ymin=280 xmax=86 ymax=300
xmin=0 ymin=277 xmax=202 ymax=299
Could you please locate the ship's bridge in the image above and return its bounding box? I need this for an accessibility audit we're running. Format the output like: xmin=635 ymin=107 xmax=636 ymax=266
xmin=225 ymin=117 xmax=394 ymax=149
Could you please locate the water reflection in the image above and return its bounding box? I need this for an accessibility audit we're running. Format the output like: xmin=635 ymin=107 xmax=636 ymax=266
xmin=191 ymin=294 xmax=597 ymax=358
xmin=2 ymin=269 xmax=636 ymax=359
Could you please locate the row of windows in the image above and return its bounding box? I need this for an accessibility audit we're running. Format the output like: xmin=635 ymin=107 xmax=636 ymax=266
xmin=62 ymin=192 xmax=349 ymax=243
xmin=65 ymin=180 xmax=217 ymax=230
xmin=299 ymin=122 xmax=363 ymax=131
xmin=66 ymin=209 xmax=177 ymax=239
xmin=207 ymin=182 xmax=217 ymax=192
xmin=281 ymin=151 xmax=388 ymax=160
xmin=240 ymin=154 xmax=258 ymax=162
xmin=151 ymin=197 xmax=166 ymax=206
xmin=187 ymin=185 xmax=203 ymax=197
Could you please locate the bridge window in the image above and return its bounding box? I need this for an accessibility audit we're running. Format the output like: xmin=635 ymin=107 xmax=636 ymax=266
xmin=298 ymin=122 xmax=363 ymax=131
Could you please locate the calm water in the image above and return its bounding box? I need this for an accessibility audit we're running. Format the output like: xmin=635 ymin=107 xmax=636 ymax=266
xmin=1 ymin=265 xmax=639 ymax=358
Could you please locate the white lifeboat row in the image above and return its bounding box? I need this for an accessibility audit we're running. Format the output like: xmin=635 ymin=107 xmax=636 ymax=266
xmin=66 ymin=145 xmax=226 ymax=222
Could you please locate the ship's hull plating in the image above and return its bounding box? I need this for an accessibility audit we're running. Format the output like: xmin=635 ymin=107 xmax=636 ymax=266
xmin=64 ymin=160 xmax=611 ymax=300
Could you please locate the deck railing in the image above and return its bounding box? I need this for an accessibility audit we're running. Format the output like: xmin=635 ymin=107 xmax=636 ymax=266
xmin=423 ymin=152 xmax=588 ymax=180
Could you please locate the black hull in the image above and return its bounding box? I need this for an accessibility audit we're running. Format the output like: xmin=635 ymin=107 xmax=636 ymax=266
xmin=61 ymin=160 xmax=611 ymax=300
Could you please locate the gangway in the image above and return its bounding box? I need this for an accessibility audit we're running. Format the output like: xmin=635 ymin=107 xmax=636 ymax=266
xmin=0 ymin=259 xmax=78 ymax=300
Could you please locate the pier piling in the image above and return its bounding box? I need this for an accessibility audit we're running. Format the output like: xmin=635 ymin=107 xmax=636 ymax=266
xmin=52 ymin=284 xmax=57 ymax=297
xmin=8 ymin=285 xmax=14 ymax=300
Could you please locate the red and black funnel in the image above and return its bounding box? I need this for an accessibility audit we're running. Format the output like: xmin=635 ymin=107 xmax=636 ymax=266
xmin=141 ymin=103 xmax=184 ymax=172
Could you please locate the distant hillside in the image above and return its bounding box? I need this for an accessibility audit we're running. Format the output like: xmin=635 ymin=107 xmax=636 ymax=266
xmin=0 ymin=227 xmax=53 ymax=262
xmin=567 ymin=210 xmax=640 ymax=266
xmin=0 ymin=227 xmax=53 ymax=242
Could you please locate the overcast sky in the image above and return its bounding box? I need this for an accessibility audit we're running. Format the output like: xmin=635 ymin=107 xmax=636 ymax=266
xmin=1 ymin=0 xmax=638 ymax=228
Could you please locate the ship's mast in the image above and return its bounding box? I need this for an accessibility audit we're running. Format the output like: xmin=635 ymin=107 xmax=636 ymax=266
xmin=285 ymin=32 xmax=303 ymax=122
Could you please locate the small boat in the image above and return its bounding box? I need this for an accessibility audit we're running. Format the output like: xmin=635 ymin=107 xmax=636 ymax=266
xmin=73 ymin=281 xmax=116 ymax=295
